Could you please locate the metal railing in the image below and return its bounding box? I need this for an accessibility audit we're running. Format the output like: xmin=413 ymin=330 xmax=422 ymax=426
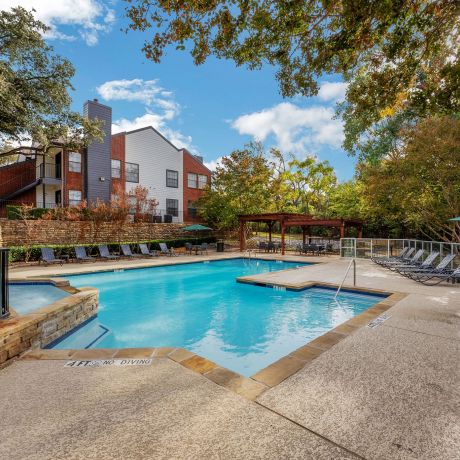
xmin=340 ymin=238 xmax=460 ymax=267
xmin=0 ymin=248 xmax=9 ymax=319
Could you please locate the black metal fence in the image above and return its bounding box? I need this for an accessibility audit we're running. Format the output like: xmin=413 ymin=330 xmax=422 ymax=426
xmin=0 ymin=248 xmax=9 ymax=319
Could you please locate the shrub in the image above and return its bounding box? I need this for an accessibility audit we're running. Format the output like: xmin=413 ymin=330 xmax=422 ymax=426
xmin=6 ymin=205 xmax=48 ymax=220
xmin=7 ymin=236 xmax=217 ymax=263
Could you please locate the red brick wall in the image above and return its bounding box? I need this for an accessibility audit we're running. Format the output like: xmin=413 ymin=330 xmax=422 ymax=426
xmin=0 ymin=160 xmax=37 ymax=215
xmin=62 ymin=149 xmax=85 ymax=206
xmin=182 ymin=149 xmax=211 ymax=222
xmin=111 ymin=133 xmax=125 ymax=193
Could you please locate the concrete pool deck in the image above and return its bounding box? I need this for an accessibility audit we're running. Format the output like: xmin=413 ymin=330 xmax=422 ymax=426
xmin=1 ymin=253 xmax=459 ymax=459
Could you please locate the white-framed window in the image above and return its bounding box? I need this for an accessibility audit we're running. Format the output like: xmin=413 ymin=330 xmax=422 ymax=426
xmin=188 ymin=173 xmax=198 ymax=188
xmin=126 ymin=162 xmax=139 ymax=183
xmin=111 ymin=159 xmax=121 ymax=178
xmin=69 ymin=190 xmax=82 ymax=206
xmin=166 ymin=198 xmax=179 ymax=217
xmin=166 ymin=169 xmax=179 ymax=188
xmin=198 ymin=174 xmax=208 ymax=189
xmin=68 ymin=152 xmax=81 ymax=173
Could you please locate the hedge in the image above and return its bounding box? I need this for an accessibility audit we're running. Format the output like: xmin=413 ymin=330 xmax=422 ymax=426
xmin=6 ymin=205 xmax=49 ymax=220
xmin=8 ymin=236 xmax=217 ymax=263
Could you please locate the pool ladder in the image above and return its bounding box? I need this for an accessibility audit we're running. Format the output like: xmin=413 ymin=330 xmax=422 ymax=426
xmin=334 ymin=258 xmax=356 ymax=300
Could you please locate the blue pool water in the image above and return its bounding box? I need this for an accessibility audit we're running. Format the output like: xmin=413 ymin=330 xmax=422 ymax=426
xmin=10 ymin=283 xmax=69 ymax=315
xmin=52 ymin=258 xmax=385 ymax=376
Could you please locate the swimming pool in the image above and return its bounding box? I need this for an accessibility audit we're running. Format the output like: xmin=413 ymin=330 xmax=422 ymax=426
xmin=51 ymin=258 xmax=385 ymax=376
xmin=10 ymin=283 xmax=69 ymax=315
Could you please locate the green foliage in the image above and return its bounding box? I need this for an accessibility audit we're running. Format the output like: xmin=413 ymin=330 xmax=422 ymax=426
xmin=8 ymin=237 xmax=217 ymax=263
xmin=6 ymin=205 xmax=48 ymax=220
xmin=0 ymin=7 xmax=103 ymax=150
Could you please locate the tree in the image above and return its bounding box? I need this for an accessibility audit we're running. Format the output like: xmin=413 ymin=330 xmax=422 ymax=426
xmin=271 ymin=151 xmax=336 ymax=214
xmin=125 ymin=1 xmax=459 ymax=106
xmin=358 ymin=116 xmax=460 ymax=242
xmin=0 ymin=7 xmax=102 ymax=150
xmin=197 ymin=142 xmax=272 ymax=230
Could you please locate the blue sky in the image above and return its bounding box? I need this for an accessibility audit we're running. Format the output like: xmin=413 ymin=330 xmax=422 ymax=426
xmin=5 ymin=1 xmax=356 ymax=180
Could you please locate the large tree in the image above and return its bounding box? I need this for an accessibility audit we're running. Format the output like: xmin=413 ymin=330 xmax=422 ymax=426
xmin=0 ymin=7 xmax=102 ymax=151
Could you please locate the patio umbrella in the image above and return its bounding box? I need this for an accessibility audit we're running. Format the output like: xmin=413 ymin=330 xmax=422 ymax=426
xmin=183 ymin=224 xmax=213 ymax=243
xmin=448 ymin=217 xmax=460 ymax=221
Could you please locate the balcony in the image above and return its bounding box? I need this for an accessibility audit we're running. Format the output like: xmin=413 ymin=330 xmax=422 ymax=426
xmin=38 ymin=163 xmax=62 ymax=185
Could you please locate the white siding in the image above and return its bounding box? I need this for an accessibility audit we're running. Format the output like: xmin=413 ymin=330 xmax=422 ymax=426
xmin=125 ymin=128 xmax=184 ymax=222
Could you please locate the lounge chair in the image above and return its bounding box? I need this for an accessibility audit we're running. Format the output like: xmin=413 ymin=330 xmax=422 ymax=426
xmin=388 ymin=249 xmax=425 ymax=271
xmin=401 ymin=253 xmax=456 ymax=279
xmin=121 ymin=244 xmax=143 ymax=258
xmin=372 ymin=247 xmax=409 ymax=264
xmin=376 ymin=247 xmax=415 ymax=267
xmin=75 ymin=246 xmax=96 ymax=262
xmin=40 ymin=247 xmax=65 ymax=266
xmin=414 ymin=265 xmax=460 ymax=285
xmin=391 ymin=250 xmax=438 ymax=274
xmin=139 ymin=243 xmax=159 ymax=257
xmin=98 ymin=245 xmax=119 ymax=260
xmin=159 ymin=242 xmax=178 ymax=257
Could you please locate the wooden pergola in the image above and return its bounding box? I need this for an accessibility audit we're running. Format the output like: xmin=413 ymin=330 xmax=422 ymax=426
xmin=239 ymin=212 xmax=363 ymax=255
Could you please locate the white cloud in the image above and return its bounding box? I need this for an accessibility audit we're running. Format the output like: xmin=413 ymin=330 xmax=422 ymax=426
xmin=231 ymin=102 xmax=344 ymax=153
xmin=2 ymin=0 xmax=115 ymax=46
xmin=100 ymin=78 xmax=195 ymax=151
xmin=204 ymin=157 xmax=222 ymax=171
xmin=317 ymin=82 xmax=348 ymax=102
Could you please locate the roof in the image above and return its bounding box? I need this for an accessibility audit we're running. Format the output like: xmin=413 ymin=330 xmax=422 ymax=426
xmin=181 ymin=148 xmax=212 ymax=174
xmin=238 ymin=212 xmax=362 ymax=227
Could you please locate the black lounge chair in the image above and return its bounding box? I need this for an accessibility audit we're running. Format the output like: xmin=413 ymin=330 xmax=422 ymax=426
xmin=388 ymin=249 xmax=425 ymax=271
xmin=159 ymin=243 xmax=178 ymax=256
xmin=75 ymin=246 xmax=96 ymax=262
xmin=414 ymin=266 xmax=460 ymax=285
xmin=98 ymin=245 xmax=119 ymax=260
xmin=377 ymin=247 xmax=416 ymax=268
xmin=401 ymin=253 xmax=456 ymax=279
xmin=139 ymin=243 xmax=159 ymax=257
xmin=40 ymin=247 xmax=65 ymax=266
xmin=372 ymin=247 xmax=409 ymax=264
xmin=121 ymin=244 xmax=143 ymax=258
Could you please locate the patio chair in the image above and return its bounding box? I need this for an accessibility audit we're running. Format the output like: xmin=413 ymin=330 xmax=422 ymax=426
xmin=139 ymin=243 xmax=159 ymax=257
xmin=159 ymin=242 xmax=178 ymax=257
xmin=40 ymin=247 xmax=65 ymax=266
xmin=185 ymin=242 xmax=193 ymax=255
xmin=372 ymin=247 xmax=409 ymax=264
xmin=200 ymin=242 xmax=208 ymax=254
xmin=378 ymin=247 xmax=416 ymax=268
xmin=98 ymin=245 xmax=119 ymax=260
xmin=75 ymin=246 xmax=96 ymax=262
xmin=414 ymin=265 xmax=460 ymax=285
xmin=401 ymin=253 xmax=456 ymax=279
xmin=121 ymin=244 xmax=143 ymax=258
xmin=258 ymin=241 xmax=268 ymax=253
xmin=388 ymin=249 xmax=425 ymax=271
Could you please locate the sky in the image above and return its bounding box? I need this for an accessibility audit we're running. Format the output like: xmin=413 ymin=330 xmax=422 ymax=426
xmin=4 ymin=0 xmax=357 ymax=180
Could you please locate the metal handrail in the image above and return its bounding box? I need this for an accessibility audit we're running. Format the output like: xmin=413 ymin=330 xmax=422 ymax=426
xmin=0 ymin=248 xmax=9 ymax=319
xmin=334 ymin=258 xmax=356 ymax=300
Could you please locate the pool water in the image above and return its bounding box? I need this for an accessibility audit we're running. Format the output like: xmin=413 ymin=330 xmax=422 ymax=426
xmin=52 ymin=258 xmax=385 ymax=376
xmin=10 ymin=283 xmax=69 ymax=315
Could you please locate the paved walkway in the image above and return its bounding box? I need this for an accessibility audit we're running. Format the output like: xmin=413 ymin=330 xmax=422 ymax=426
xmin=1 ymin=255 xmax=459 ymax=459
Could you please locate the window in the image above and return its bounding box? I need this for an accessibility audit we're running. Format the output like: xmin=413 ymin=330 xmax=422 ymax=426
xmin=166 ymin=199 xmax=179 ymax=217
xmin=188 ymin=200 xmax=197 ymax=218
xmin=68 ymin=152 xmax=81 ymax=173
xmin=69 ymin=190 xmax=82 ymax=206
xmin=166 ymin=169 xmax=179 ymax=188
xmin=126 ymin=162 xmax=139 ymax=183
xmin=111 ymin=159 xmax=121 ymax=179
xmin=188 ymin=173 xmax=198 ymax=188
xmin=198 ymin=174 xmax=208 ymax=189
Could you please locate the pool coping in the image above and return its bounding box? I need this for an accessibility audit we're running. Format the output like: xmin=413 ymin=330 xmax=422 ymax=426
xmin=18 ymin=278 xmax=407 ymax=400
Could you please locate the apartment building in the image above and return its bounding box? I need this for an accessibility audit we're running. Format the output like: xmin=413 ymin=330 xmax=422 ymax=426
xmin=0 ymin=100 xmax=211 ymax=222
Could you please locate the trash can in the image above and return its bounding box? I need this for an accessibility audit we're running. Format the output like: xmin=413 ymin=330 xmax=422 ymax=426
xmin=216 ymin=240 xmax=225 ymax=252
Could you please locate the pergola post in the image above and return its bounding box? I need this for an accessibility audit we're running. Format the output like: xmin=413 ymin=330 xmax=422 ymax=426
xmin=302 ymin=227 xmax=306 ymax=245
xmin=268 ymin=221 xmax=273 ymax=242
xmin=281 ymin=221 xmax=286 ymax=255
xmin=239 ymin=220 xmax=246 ymax=252
xmin=358 ymin=225 xmax=363 ymax=238
xmin=340 ymin=220 xmax=346 ymax=239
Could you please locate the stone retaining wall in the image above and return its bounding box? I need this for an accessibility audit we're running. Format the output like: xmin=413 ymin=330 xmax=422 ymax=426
xmin=0 ymin=219 xmax=192 ymax=247
xmin=0 ymin=284 xmax=98 ymax=367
